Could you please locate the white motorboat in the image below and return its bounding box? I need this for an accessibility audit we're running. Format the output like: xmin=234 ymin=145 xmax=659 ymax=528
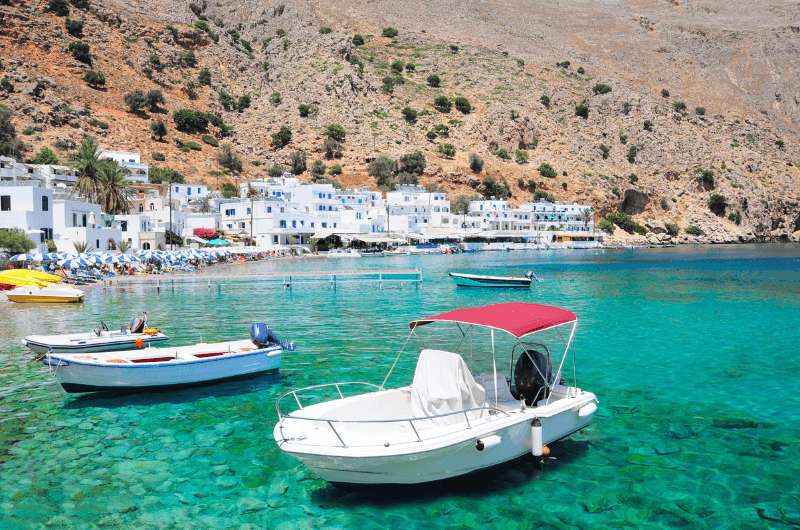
xmin=274 ymin=302 xmax=598 ymax=485
xmin=326 ymin=248 xmax=363 ymax=258
xmin=6 ymin=284 xmax=84 ymax=303
xmin=23 ymin=314 xmax=169 ymax=354
xmin=44 ymin=323 xmax=293 ymax=393
xmin=450 ymin=271 xmax=540 ymax=288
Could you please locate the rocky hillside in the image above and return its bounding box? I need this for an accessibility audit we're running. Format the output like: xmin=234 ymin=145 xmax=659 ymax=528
xmin=0 ymin=0 xmax=798 ymax=243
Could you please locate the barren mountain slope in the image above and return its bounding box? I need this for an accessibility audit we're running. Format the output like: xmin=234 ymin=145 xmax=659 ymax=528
xmin=0 ymin=0 xmax=798 ymax=242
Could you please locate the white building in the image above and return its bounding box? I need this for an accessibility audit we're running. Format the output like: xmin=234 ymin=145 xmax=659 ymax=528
xmin=0 ymin=180 xmax=54 ymax=252
xmin=168 ymin=183 xmax=210 ymax=205
xmin=219 ymin=198 xmax=316 ymax=247
xmin=99 ymin=150 xmax=149 ymax=184
xmin=518 ymin=200 xmax=594 ymax=233
xmin=386 ymin=185 xmax=452 ymax=236
xmin=52 ymin=197 xmax=121 ymax=252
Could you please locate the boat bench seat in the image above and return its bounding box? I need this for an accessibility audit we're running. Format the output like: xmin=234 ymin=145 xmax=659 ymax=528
xmin=475 ymin=373 xmax=519 ymax=411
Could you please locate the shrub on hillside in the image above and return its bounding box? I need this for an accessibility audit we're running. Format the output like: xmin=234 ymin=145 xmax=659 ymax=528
xmin=324 ymin=124 xmax=346 ymax=142
xmin=268 ymin=164 xmax=287 ymax=178
xmin=65 ymin=18 xmax=83 ymax=37
xmin=538 ymin=162 xmax=557 ymax=178
xmin=708 ymin=193 xmax=727 ymax=216
xmin=481 ymin=176 xmax=511 ymax=199
xmin=83 ymin=70 xmax=105 ymax=88
xmin=328 ymin=164 xmax=342 ymax=175
xmin=381 ymin=27 xmax=398 ymax=38
xmin=685 ymin=225 xmax=703 ymax=236
xmin=367 ymin=155 xmax=397 ymax=188
xmin=643 ymin=119 xmax=653 ymax=131
xmin=324 ymin=138 xmax=342 ymax=160
xmin=146 ymin=89 xmax=165 ymax=112
xmin=319 ymin=26 xmax=332 ymax=34
xmin=672 ymin=101 xmax=687 ymax=113
xmin=514 ymin=149 xmax=528 ymax=164
xmin=699 ymin=169 xmax=715 ymax=190
xmin=401 ymin=107 xmax=418 ymax=123
xmin=575 ymin=100 xmax=589 ymax=119
xmin=427 ymin=74 xmax=441 ymax=87
xmin=695 ymin=106 xmax=706 ymax=116
xmin=665 ymin=223 xmax=679 ymax=236
xmin=149 ymin=166 xmax=184 ymax=184
xmin=592 ymin=83 xmax=612 ymax=95
xmin=495 ymin=148 xmax=510 ymax=160
xmin=298 ymin=103 xmax=318 ymax=117
xmin=68 ymin=41 xmax=91 ymax=64
xmin=290 ymin=150 xmax=306 ymax=174
xmin=150 ymin=119 xmax=167 ymax=140
xmin=454 ymin=96 xmax=471 ymax=114
xmin=599 ymin=144 xmax=610 ymax=159
xmin=661 ymin=88 xmax=670 ymax=98
xmin=469 ymin=153 xmax=484 ymax=173
xmin=271 ymin=126 xmax=292 ymax=148
xmin=352 ymin=34 xmax=365 ymax=46
xmin=398 ymin=151 xmax=426 ymax=175
xmin=201 ymin=134 xmax=218 ymax=147
xmin=434 ymin=95 xmax=451 ymax=113
xmin=173 ymin=109 xmax=209 ymax=133
xmin=605 ymin=212 xmax=647 ymax=235
xmin=390 ymin=60 xmax=404 ymax=73
xmin=198 ymin=68 xmax=212 ymax=86
xmin=48 ymin=0 xmax=70 ymax=16
xmin=627 ymin=144 xmax=638 ymax=163
xmin=437 ymin=143 xmax=455 ymax=158
xmin=540 ymin=94 xmax=550 ymax=108
xmin=310 ymin=159 xmax=326 ymax=179
xmin=124 ymin=90 xmax=147 ymax=113
xmin=270 ymin=91 xmax=281 ymax=106
xmin=151 ymin=151 xmax=165 ymax=161
xmin=28 ymin=147 xmax=60 ymax=165
xmin=217 ymin=144 xmax=242 ymax=173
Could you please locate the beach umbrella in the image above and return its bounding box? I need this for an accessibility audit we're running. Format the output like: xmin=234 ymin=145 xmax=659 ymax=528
xmin=10 ymin=254 xmax=33 ymax=262
xmin=58 ymin=257 xmax=89 ymax=269
xmin=86 ymin=255 xmax=105 ymax=266
xmin=43 ymin=252 xmax=60 ymax=261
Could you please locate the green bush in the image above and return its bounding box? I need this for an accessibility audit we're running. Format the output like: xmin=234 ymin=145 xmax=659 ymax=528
xmin=469 ymin=153 xmax=484 ymax=173
xmin=575 ymin=100 xmax=589 ymax=119
xmin=198 ymin=68 xmax=212 ymax=86
xmin=695 ymin=106 xmax=705 ymax=116
xmin=426 ymin=74 xmax=441 ymax=87
xmin=405 ymin=63 xmax=415 ymax=72
xmin=65 ymin=18 xmax=83 ymax=37
xmin=672 ymin=101 xmax=687 ymax=113
xmin=146 ymin=89 xmax=165 ymax=112
xmin=390 ymin=60 xmax=404 ymax=73
xmin=221 ymin=182 xmax=237 ymax=198
xmin=0 ymin=78 xmax=13 ymax=93
xmin=592 ymin=83 xmax=612 ymax=95
xmin=556 ymin=60 xmax=570 ymax=68
xmin=643 ymin=119 xmax=653 ymax=131
xmin=148 ymin=167 xmax=184 ymax=184
xmin=661 ymin=88 xmax=670 ymax=98
xmin=352 ymin=34 xmax=365 ymax=46
xmin=173 ymin=109 xmax=209 ymax=133
xmin=298 ymin=103 xmax=318 ymax=117
xmin=626 ymin=144 xmax=638 ymax=164
xmin=151 ymin=151 xmax=165 ymax=161
xmin=181 ymin=140 xmax=202 ymax=151
xmin=597 ymin=218 xmax=615 ymax=233
xmin=438 ymin=143 xmax=455 ymax=158
xmin=481 ymin=176 xmax=511 ymax=199
xmin=495 ymin=148 xmax=510 ymax=160
xmin=68 ymin=41 xmax=91 ymax=64
xmin=434 ymin=95 xmax=451 ymax=113
xmin=540 ymin=94 xmax=550 ymax=108
xmin=217 ymin=144 xmax=242 ymax=173
xmin=271 ymin=126 xmax=292 ymax=148
xmin=514 ymin=149 xmax=528 ymax=164
xmin=401 ymin=107 xmax=418 ymax=123
xmin=605 ymin=212 xmax=647 ymax=235
xmin=202 ymin=134 xmax=218 ymax=147
xmin=310 ymin=160 xmax=326 ymax=179
xmin=699 ymin=168 xmax=715 ymax=190
xmin=124 ymin=90 xmax=147 ymax=113
xmin=368 ymin=155 xmax=397 ymax=188
xmin=290 ymin=150 xmax=306 ymax=174
xmin=328 ymin=163 xmax=342 ymax=175
xmin=319 ymin=26 xmax=332 ymax=34
xmin=28 ymin=147 xmax=60 ymax=165
xmin=268 ymin=164 xmax=287 ymax=178
xmin=398 ymin=151 xmax=426 ymax=175
xmin=150 ymin=119 xmax=167 ymax=140
xmin=324 ymin=123 xmax=346 ymax=142
xmin=432 ymin=124 xmax=449 ymax=138
xmin=454 ymin=96 xmax=471 ymax=114
xmin=0 ymin=228 xmax=35 ymax=254
xmin=237 ymin=94 xmax=251 ymax=112
xmin=48 ymin=0 xmax=70 ymax=16
xmin=178 ymin=50 xmax=197 ymax=68
xmin=534 ymin=190 xmax=556 ymax=202
xmin=381 ymin=27 xmax=398 ymax=38
xmin=665 ymin=222 xmax=679 ymax=236
xmin=708 ymin=193 xmax=727 ymax=216
xmin=83 ymin=70 xmax=105 ymax=88
xmin=599 ymin=144 xmax=610 ymax=159
xmin=538 ymin=162 xmax=557 ymax=178
xmin=270 ymin=91 xmax=281 ymax=105
xmin=324 ymin=138 xmax=342 ymax=160
xmin=728 ymin=211 xmax=741 ymax=225
xmin=218 ymin=90 xmax=235 ymax=111
xmin=685 ymin=225 xmax=703 ymax=236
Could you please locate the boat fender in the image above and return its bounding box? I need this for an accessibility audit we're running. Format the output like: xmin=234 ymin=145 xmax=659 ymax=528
xmin=531 ymin=418 xmax=544 ymax=457
xmin=578 ymin=402 xmax=598 ymax=418
xmin=135 ymin=337 xmax=144 ymax=349
xmin=475 ymin=434 xmax=501 ymax=452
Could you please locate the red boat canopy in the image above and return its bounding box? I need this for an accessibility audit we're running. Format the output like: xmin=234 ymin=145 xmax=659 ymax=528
xmin=409 ymin=303 xmax=577 ymax=338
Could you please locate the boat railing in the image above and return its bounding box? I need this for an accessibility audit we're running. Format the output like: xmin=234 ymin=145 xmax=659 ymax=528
xmin=278 ymin=400 xmax=512 ymax=449
xmin=275 ymin=381 xmax=382 ymax=420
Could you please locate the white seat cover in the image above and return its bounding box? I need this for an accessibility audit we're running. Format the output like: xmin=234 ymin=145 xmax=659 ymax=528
xmin=410 ymin=349 xmax=486 ymax=425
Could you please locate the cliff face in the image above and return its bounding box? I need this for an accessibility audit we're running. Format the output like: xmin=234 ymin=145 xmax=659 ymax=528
xmin=1 ymin=0 xmax=798 ymax=242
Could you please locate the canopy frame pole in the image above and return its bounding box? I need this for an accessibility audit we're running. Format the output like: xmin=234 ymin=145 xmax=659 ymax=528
xmin=491 ymin=329 xmax=498 ymax=408
xmin=547 ymin=320 xmax=577 ymax=405
xmin=380 ymin=329 xmax=415 ymax=390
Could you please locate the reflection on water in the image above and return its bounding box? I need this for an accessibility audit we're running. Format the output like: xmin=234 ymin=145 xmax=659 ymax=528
xmin=0 ymin=244 xmax=799 ymax=527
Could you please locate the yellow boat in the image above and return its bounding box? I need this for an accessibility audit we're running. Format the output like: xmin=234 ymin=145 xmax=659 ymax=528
xmin=0 ymin=270 xmax=84 ymax=303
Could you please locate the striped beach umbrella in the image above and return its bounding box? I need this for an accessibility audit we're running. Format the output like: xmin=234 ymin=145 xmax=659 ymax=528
xmin=10 ymin=254 xmax=34 ymax=262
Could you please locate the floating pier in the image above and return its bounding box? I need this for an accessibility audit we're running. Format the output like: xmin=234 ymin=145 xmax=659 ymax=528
xmin=109 ymin=268 xmax=422 ymax=293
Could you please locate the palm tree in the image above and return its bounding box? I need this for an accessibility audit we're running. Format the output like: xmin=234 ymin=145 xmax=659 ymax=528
xmin=97 ymin=161 xmax=132 ymax=214
xmin=580 ymin=208 xmax=593 ymax=229
xmin=73 ymin=241 xmax=92 ymax=253
xmin=72 ymin=136 xmax=103 ymax=204
xmin=117 ymin=240 xmax=131 ymax=253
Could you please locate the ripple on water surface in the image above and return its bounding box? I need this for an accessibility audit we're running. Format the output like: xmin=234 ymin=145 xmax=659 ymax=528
xmin=1 ymin=245 xmax=799 ymax=528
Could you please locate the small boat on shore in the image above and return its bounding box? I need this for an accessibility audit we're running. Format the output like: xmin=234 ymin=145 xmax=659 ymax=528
xmin=274 ymin=302 xmax=597 ymax=485
xmin=23 ymin=314 xmax=168 ymax=354
xmin=1 ymin=269 xmax=85 ymax=303
xmin=43 ymin=323 xmax=293 ymax=393
xmin=326 ymin=248 xmax=362 ymax=258
xmin=449 ymin=271 xmax=539 ymax=288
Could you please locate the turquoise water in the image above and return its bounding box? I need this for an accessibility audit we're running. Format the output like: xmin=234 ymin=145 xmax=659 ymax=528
xmin=1 ymin=244 xmax=799 ymax=528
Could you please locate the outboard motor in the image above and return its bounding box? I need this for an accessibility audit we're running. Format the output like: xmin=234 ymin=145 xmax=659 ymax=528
xmin=512 ymin=349 xmax=553 ymax=406
xmin=250 ymin=322 xmax=295 ymax=351
xmin=129 ymin=316 xmax=145 ymax=334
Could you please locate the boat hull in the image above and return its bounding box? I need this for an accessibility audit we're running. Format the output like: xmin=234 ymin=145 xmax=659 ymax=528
xmin=44 ymin=346 xmax=281 ymax=393
xmin=450 ymin=273 xmax=531 ymax=288
xmin=6 ymin=285 xmax=84 ymax=303
xmin=276 ymin=392 xmax=596 ymax=485
xmin=23 ymin=334 xmax=169 ymax=354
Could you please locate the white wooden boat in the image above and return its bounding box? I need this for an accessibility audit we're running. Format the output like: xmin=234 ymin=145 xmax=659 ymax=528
xmin=274 ymin=302 xmax=598 ymax=484
xmin=44 ymin=323 xmax=292 ymax=393
xmin=326 ymin=249 xmax=362 ymax=258
xmin=449 ymin=271 xmax=539 ymax=288
xmin=23 ymin=315 xmax=168 ymax=354
xmin=6 ymin=284 xmax=84 ymax=303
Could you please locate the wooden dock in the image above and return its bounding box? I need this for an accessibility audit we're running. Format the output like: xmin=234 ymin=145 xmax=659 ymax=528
xmin=106 ymin=268 xmax=422 ymax=292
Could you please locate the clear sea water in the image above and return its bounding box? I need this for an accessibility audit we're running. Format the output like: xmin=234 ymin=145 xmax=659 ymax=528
xmin=1 ymin=244 xmax=799 ymax=528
